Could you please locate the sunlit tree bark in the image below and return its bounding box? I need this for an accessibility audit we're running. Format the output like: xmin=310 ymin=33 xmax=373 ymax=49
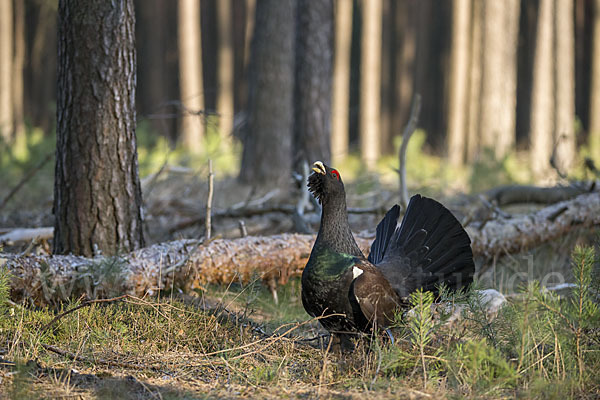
xmin=178 ymin=0 xmax=204 ymax=152
xmin=217 ymin=0 xmax=234 ymax=141
xmin=479 ymin=0 xmax=520 ymax=159
xmin=447 ymin=0 xmax=472 ymax=166
xmin=0 ymin=0 xmax=13 ymax=143
xmin=331 ymin=0 xmax=352 ymax=165
xmin=359 ymin=0 xmax=382 ymax=169
xmin=12 ymin=0 xmax=26 ymax=146
xmin=530 ymin=0 xmax=554 ymax=178
xmin=466 ymin=0 xmax=482 ymax=162
xmin=589 ymin=0 xmax=600 ymax=160
xmin=553 ymin=0 xmax=576 ymax=173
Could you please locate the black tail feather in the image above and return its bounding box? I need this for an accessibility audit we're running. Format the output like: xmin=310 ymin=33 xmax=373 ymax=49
xmin=368 ymin=204 xmax=400 ymax=265
xmin=378 ymin=195 xmax=474 ymax=293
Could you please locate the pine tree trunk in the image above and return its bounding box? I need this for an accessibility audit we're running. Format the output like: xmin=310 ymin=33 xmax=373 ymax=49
xmin=479 ymin=0 xmax=520 ymax=159
xmin=331 ymin=0 xmax=353 ymax=165
xmin=217 ymin=0 xmax=234 ymax=141
xmin=294 ymin=0 xmax=333 ymax=169
xmin=26 ymin=2 xmax=57 ymax=134
xmin=136 ymin=0 xmax=177 ymax=140
xmin=178 ymin=0 xmax=204 ymax=152
xmin=447 ymin=0 xmax=472 ymax=166
xmin=359 ymin=0 xmax=383 ymax=169
xmin=12 ymin=0 xmax=25 ymax=147
xmin=394 ymin=0 xmax=417 ymax=149
xmin=0 ymin=0 xmax=13 ymax=143
xmin=54 ymin=0 xmax=145 ymax=257
xmin=239 ymin=0 xmax=295 ymax=186
xmin=530 ymin=0 xmax=555 ymax=178
xmin=552 ymin=0 xmax=576 ymax=174
xmin=589 ymin=0 xmax=600 ymax=161
xmin=466 ymin=0 xmax=482 ymax=162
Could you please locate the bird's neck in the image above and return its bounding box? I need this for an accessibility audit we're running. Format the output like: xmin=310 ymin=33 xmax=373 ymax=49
xmin=314 ymin=195 xmax=363 ymax=258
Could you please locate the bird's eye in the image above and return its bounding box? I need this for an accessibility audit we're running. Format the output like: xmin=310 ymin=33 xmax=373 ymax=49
xmin=331 ymin=170 xmax=340 ymax=180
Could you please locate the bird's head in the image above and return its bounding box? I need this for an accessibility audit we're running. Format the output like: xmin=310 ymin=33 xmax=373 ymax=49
xmin=307 ymin=161 xmax=345 ymax=204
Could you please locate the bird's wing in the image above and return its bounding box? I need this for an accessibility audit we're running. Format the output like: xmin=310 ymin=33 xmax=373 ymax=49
xmin=348 ymin=260 xmax=402 ymax=330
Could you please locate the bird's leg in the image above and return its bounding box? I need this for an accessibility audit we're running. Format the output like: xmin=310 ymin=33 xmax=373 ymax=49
xmin=327 ymin=333 xmax=355 ymax=354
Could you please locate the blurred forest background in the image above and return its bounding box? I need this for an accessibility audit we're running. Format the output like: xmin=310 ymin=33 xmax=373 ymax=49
xmin=0 ymin=0 xmax=599 ymax=223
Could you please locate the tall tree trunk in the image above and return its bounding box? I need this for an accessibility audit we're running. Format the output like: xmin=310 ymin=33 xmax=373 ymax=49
xmin=394 ymin=0 xmax=417 ymax=149
xmin=0 ymin=0 xmax=13 ymax=143
xmin=380 ymin=0 xmax=393 ymax=154
xmin=413 ymin=1 xmax=452 ymax=153
xmin=447 ymin=0 xmax=472 ymax=166
xmin=178 ymin=0 xmax=204 ymax=153
xmin=331 ymin=0 xmax=353 ymax=165
xmin=589 ymin=0 xmax=600 ymax=160
xmin=530 ymin=0 xmax=555 ymax=178
xmin=217 ymin=0 xmax=234 ymax=141
xmin=12 ymin=0 xmax=26 ymax=147
xmin=552 ymin=0 xmax=576 ymax=173
xmin=515 ymin=0 xmax=538 ymax=146
xmin=235 ymin=0 xmax=256 ymax=122
xmin=136 ymin=0 xmax=177 ymax=140
xmin=54 ymin=0 xmax=145 ymax=257
xmin=243 ymin=0 xmax=256 ymax=70
xmin=466 ymin=0 xmax=482 ymax=162
xmin=294 ymin=0 xmax=333 ymax=169
xmin=478 ymin=0 xmax=520 ymax=159
xmin=26 ymin=1 xmax=57 ymax=134
xmin=359 ymin=0 xmax=382 ymax=169
xmin=574 ymin=0 xmax=591 ymax=144
xmin=239 ymin=0 xmax=295 ymax=186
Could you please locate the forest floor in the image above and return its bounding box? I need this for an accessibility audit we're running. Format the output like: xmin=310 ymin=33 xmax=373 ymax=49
xmin=1 ymin=134 xmax=599 ymax=398
xmin=1 ymin=271 xmax=599 ymax=399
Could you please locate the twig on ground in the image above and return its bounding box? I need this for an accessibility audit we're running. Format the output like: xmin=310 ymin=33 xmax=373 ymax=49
xmin=41 ymin=343 xmax=161 ymax=371
xmin=398 ymin=94 xmax=421 ymax=210
xmin=204 ymin=160 xmax=214 ymax=244
xmin=41 ymin=295 xmax=130 ymax=333
xmin=0 ymin=153 xmax=53 ymax=212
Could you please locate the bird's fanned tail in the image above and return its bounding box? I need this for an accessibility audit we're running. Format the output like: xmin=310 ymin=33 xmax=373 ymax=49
xmin=375 ymin=195 xmax=475 ymax=295
xmin=368 ymin=204 xmax=400 ymax=265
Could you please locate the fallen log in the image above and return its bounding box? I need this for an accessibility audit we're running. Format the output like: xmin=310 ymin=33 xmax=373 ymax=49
xmin=467 ymin=191 xmax=600 ymax=258
xmin=1 ymin=192 xmax=599 ymax=305
xmin=0 ymin=235 xmax=372 ymax=305
xmin=482 ymin=182 xmax=596 ymax=206
xmin=0 ymin=227 xmax=54 ymax=245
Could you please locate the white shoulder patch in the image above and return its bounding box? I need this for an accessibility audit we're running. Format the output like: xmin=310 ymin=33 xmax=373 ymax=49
xmin=352 ymin=266 xmax=364 ymax=279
